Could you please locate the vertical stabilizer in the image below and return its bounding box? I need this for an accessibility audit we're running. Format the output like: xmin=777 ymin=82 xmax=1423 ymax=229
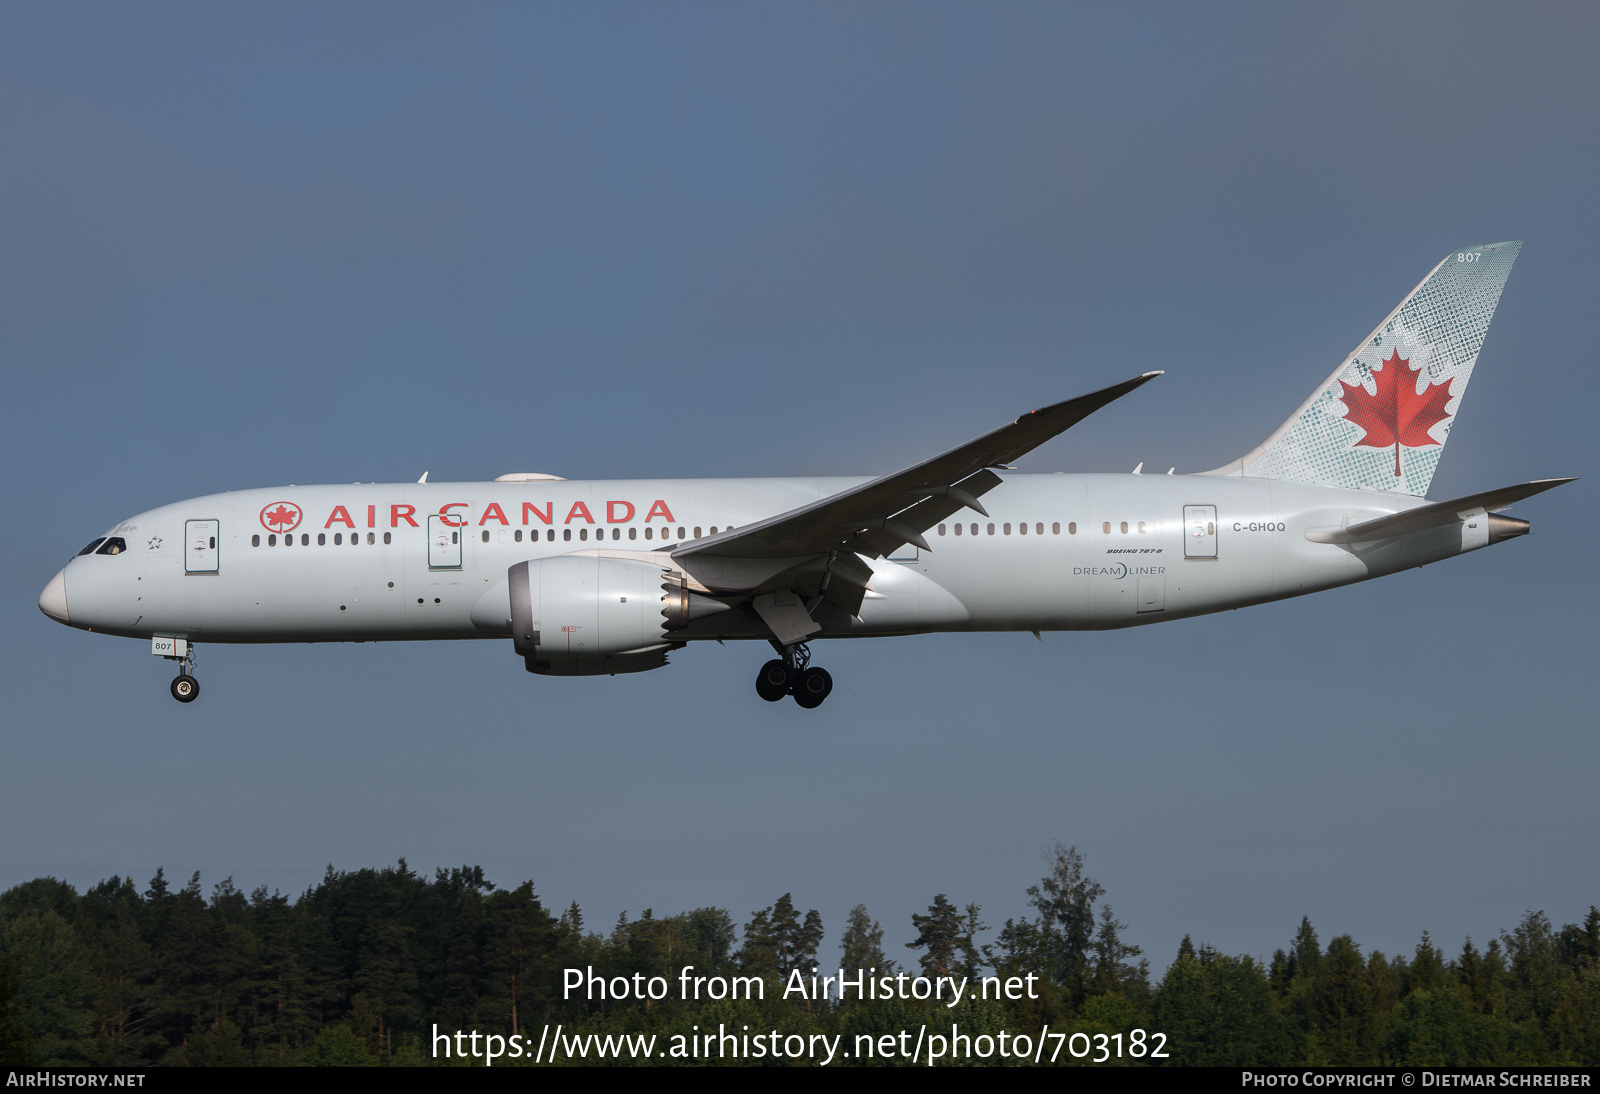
xmin=1203 ymin=242 xmax=1520 ymax=496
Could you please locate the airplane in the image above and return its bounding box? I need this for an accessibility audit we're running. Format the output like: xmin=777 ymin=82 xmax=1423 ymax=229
xmin=38 ymin=242 xmax=1572 ymax=708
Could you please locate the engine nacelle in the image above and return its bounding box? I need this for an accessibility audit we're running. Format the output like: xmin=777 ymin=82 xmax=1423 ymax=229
xmin=508 ymin=555 xmax=669 ymax=661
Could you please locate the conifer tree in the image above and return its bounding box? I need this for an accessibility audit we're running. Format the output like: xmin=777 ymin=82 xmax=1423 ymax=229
xmin=1408 ymin=931 xmax=1447 ymax=995
xmin=1089 ymin=903 xmax=1145 ymax=997
xmin=840 ymin=905 xmax=893 ymax=975
xmin=906 ymin=896 xmax=963 ymax=976
xmin=1291 ymin=916 xmax=1322 ymax=983
xmin=1310 ymin=935 xmax=1375 ymax=1064
xmin=482 ymin=882 xmax=554 ymax=1034
xmin=739 ymin=895 xmax=822 ymax=980
xmin=1502 ymin=910 xmax=1565 ymax=1025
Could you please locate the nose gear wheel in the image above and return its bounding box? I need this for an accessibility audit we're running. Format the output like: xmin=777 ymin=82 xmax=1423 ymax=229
xmin=167 ymin=646 xmax=199 ymax=703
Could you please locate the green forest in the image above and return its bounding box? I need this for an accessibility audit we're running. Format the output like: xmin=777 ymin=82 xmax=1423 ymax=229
xmin=1 ymin=846 xmax=1595 ymax=1067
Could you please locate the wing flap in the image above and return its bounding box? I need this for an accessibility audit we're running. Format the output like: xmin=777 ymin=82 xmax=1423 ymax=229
xmin=751 ymin=590 xmax=823 ymax=646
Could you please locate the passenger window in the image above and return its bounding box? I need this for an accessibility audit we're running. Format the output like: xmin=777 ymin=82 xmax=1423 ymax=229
xmin=301 ymin=533 xmax=309 ymax=546
xmin=970 ymin=523 xmax=978 ymax=536
xmin=252 ymin=535 xmax=260 ymax=547
xmin=1018 ymin=522 xmax=1027 ymax=535
xmin=986 ymin=523 xmax=995 ymax=535
xmin=1066 ymin=522 xmax=1074 ymax=534
xmin=1003 ymin=523 xmax=1011 ymax=535
xmin=482 ymin=530 xmax=490 ymax=543
xmin=710 ymin=526 xmax=719 ymax=535
xmin=317 ymin=533 xmax=326 ymax=546
xmin=384 ymin=532 xmax=392 ymax=544
xmin=334 ymin=533 xmax=343 ymax=545
xmin=938 ymin=524 xmax=947 ymax=536
xmin=694 ymin=527 xmax=702 ymax=538
xmin=78 ymin=538 xmax=106 ymax=556
xmin=1102 ymin=522 xmax=1111 ymax=534
xmin=515 ymin=529 xmax=523 ymax=542
xmin=283 ymin=534 xmax=293 ymax=547
xmin=1137 ymin=521 xmax=1146 ymax=534
xmin=678 ymin=527 xmax=686 ymax=539
xmin=1120 ymin=522 xmax=1128 ymax=534
xmin=1036 ymin=523 xmax=1044 ymax=535
xmin=628 ymin=527 xmax=637 ymax=540
xmin=612 ymin=528 xmax=620 ymax=540
xmin=269 ymin=534 xmax=277 ymax=546
xmin=644 ymin=527 xmax=653 ymax=540
xmin=579 ymin=529 xmax=588 ymax=541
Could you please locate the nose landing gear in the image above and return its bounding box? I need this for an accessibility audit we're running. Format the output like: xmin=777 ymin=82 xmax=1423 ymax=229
xmin=166 ymin=645 xmax=199 ymax=703
xmin=754 ymin=642 xmax=833 ymax=708
xmin=171 ymin=674 xmax=199 ymax=703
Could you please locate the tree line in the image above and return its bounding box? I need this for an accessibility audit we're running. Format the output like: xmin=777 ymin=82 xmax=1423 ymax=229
xmin=0 ymin=846 xmax=1595 ymax=1066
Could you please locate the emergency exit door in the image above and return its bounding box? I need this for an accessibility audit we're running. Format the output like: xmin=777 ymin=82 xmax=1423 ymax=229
xmin=184 ymin=520 xmax=219 ymax=573
xmin=1183 ymin=505 xmax=1217 ymax=559
xmin=428 ymin=514 xmax=463 ymax=569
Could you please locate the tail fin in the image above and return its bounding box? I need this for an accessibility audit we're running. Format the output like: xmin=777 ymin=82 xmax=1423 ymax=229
xmin=1203 ymin=242 xmax=1521 ymax=496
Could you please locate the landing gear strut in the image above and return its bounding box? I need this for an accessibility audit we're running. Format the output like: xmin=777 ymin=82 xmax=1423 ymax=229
xmin=168 ymin=646 xmax=199 ymax=703
xmin=754 ymin=642 xmax=833 ymax=709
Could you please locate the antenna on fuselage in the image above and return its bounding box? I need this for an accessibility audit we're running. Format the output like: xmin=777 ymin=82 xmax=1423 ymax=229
xmin=417 ymin=472 xmax=429 ymax=484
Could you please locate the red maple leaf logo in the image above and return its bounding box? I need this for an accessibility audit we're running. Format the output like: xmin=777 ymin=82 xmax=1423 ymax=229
xmin=260 ymin=502 xmax=302 ymax=532
xmin=1337 ymin=349 xmax=1453 ymax=478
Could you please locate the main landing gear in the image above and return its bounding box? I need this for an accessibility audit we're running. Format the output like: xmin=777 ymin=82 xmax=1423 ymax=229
xmin=168 ymin=646 xmax=199 ymax=703
xmin=755 ymin=642 xmax=833 ymax=709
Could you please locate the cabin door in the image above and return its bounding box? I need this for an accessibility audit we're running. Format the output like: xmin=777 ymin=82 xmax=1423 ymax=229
xmin=428 ymin=514 xmax=463 ymax=569
xmin=1183 ymin=505 xmax=1217 ymax=559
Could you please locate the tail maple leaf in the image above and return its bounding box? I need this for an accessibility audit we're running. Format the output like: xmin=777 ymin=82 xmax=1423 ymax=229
xmin=1337 ymin=350 xmax=1454 ymax=477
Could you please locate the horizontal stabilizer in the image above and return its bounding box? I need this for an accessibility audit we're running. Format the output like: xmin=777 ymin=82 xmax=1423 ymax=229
xmin=1305 ymin=478 xmax=1575 ymax=544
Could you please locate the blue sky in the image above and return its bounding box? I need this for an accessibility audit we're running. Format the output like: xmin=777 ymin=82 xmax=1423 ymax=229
xmin=3 ymin=3 xmax=1596 ymax=970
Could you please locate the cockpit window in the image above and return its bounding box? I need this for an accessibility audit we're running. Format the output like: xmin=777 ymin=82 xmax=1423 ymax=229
xmin=77 ymin=538 xmax=106 ymax=556
xmin=96 ymin=537 xmax=128 ymax=556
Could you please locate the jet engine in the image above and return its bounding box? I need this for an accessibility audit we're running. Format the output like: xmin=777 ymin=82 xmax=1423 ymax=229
xmin=506 ymin=555 xmax=728 ymax=675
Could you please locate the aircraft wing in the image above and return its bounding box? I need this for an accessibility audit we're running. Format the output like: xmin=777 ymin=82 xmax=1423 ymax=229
xmin=675 ymin=371 xmax=1162 ymax=565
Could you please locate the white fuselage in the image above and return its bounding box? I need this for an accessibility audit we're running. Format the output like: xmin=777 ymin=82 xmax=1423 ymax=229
xmin=51 ymin=474 xmax=1484 ymax=647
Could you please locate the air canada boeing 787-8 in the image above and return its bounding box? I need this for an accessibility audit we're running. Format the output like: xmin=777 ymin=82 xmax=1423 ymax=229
xmin=39 ymin=242 xmax=1571 ymax=708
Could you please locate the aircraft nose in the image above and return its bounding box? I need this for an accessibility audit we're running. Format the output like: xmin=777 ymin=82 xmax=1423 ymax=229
xmin=38 ymin=568 xmax=69 ymax=624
